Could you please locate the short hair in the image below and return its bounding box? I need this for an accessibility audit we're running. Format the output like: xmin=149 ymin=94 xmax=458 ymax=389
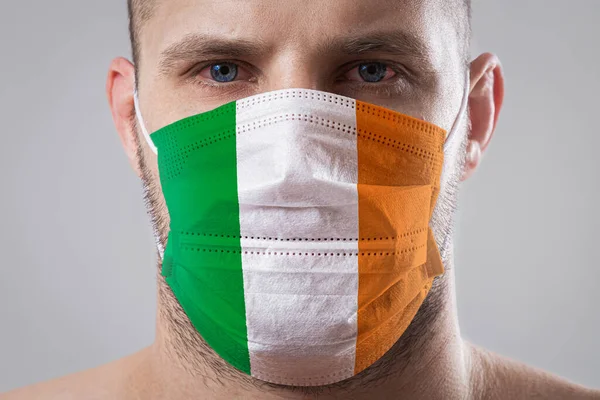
xmin=128 ymin=0 xmax=472 ymax=80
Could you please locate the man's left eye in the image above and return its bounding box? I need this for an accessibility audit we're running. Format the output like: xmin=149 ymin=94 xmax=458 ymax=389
xmin=344 ymin=62 xmax=397 ymax=83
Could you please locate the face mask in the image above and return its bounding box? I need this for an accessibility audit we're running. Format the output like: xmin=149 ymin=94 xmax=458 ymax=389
xmin=133 ymin=84 xmax=468 ymax=386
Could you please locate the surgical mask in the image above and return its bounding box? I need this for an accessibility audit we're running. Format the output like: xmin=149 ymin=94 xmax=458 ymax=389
xmin=133 ymin=83 xmax=468 ymax=386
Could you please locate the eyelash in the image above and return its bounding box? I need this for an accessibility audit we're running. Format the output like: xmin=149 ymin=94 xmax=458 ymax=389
xmin=188 ymin=60 xmax=410 ymax=96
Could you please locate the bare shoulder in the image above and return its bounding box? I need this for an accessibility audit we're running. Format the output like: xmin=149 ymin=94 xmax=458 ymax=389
xmin=1 ymin=348 xmax=152 ymax=400
xmin=468 ymin=342 xmax=600 ymax=400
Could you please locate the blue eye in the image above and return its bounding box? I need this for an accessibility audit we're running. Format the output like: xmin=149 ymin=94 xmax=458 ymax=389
xmin=209 ymin=62 xmax=238 ymax=82
xmin=358 ymin=62 xmax=388 ymax=83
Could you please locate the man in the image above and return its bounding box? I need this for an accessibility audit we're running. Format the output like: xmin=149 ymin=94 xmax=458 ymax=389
xmin=3 ymin=0 xmax=599 ymax=399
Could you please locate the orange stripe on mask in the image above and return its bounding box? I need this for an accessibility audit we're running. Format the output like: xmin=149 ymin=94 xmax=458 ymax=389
xmin=355 ymin=100 xmax=446 ymax=374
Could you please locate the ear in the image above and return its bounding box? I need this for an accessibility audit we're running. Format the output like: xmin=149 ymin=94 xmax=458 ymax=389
xmin=106 ymin=57 xmax=141 ymax=178
xmin=461 ymin=52 xmax=505 ymax=181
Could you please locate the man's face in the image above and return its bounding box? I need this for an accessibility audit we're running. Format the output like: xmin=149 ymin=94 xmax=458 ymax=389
xmin=105 ymin=0 xmax=504 ymax=388
xmin=103 ymin=0 xmax=488 ymax=388
xmin=134 ymin=0 xmax=469 ymax=251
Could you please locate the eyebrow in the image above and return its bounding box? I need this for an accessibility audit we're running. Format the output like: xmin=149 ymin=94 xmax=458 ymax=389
xmin=317 ymin=30 xmax=430 ymax=62
xmin=157 ymin=29 xmax=432 ymax=76
xmin=158 ymin=33 xmax=271 ymax=75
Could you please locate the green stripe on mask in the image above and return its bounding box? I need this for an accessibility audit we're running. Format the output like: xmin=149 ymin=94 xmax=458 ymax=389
xmin=151 ymin=101 xmax=251 ymax=375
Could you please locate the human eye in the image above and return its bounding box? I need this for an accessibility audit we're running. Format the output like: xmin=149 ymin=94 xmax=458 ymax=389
xmin=343 ymin=61 xmax=398 ymax=83
xmin=190 ymin=61 xmax=255 ymax=88
xmin=338 ymin=61 xmax=412 ymax=97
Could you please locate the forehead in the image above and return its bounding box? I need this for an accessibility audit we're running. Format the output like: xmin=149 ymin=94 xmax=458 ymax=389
xmin=140 ymin=0 xmax=460 ymax=72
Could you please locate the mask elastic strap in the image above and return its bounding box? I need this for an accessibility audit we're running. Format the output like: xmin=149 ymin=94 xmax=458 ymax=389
xmin=133 ymin=88 xmax=159 ymax=155
xmin=443 ymin=70 xmax=471 ymax=151
xmin=133 ymin=87 xmax=165 ymax=260
xmin=438 ymin=70 xmax=471 ymax=261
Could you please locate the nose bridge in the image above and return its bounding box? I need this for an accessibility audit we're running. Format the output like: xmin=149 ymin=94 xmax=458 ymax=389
xmin=263 ymin=46 xmax=330 ymax=93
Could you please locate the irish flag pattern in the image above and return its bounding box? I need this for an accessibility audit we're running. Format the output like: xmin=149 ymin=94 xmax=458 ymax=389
xmin=151 ymin=88 xmax=446 ymax=386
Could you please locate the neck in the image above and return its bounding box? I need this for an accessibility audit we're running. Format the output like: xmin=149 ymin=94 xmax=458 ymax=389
xmin=141 ymin=251 xmax=475 ymax=400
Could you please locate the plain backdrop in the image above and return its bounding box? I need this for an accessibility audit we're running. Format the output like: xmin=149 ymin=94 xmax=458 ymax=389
xmin=1 ymin=0 xmax=599 ymax=393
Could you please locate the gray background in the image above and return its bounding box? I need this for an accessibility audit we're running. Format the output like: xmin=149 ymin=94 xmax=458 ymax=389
xmin=0 ymin=0 xmax=598 ymax=392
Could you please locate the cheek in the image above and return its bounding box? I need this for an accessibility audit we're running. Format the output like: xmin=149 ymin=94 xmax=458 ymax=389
xmin=424 ymin=87 xmax=460 ymax=132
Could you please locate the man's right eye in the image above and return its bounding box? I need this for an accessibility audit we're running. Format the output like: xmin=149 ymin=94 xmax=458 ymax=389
xmin=195 ymin=62 xmax=253 ymax=85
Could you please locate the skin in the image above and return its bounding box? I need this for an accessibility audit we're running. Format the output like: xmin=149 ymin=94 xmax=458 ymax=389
xmin=3 ymin=0 xmax=600 ymax=399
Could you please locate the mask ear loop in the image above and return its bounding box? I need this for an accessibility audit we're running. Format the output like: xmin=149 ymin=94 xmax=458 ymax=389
xmin=133 ymin=88 xmax=159 ymax=155
xmin=437 ymin=70 xmax=471 ymax=262
xmin=132 ymin=86 xmax=165 ymax=260
xmin=443 ymin=70 xmax=470 ymax=152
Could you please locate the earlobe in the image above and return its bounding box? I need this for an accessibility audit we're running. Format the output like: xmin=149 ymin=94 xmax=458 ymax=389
xmin=462 ymin=140 xmax=482 ymax=181
xmin=106 ymin=57 xmax=141 ymax=177
xmin=461 ymin=53 xmax=505 ymax=181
